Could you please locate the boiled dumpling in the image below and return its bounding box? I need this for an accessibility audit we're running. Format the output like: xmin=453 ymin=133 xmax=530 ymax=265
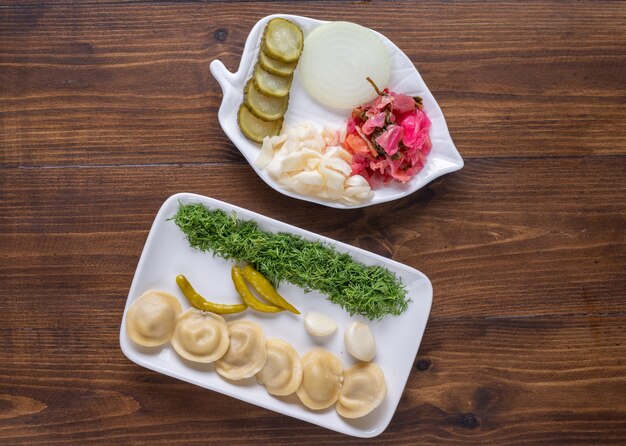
xmin=170 ymin=309 xmax=230 ymax=363
xmin=216 ymin=320 xmax=266 ymax=380
xmin=126 ymin=290 xmax=182 ymax=347
xmin=336 ymin=362 xmax=386 ymax=419
xmin=296 ymin=348 xmax=343 ymax=410
xmin=256 ymin=339 xmax=302 ymax=396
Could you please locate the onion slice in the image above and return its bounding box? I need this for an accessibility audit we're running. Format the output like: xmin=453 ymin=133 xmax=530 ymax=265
xmin=299 ymin=22 xmax=391 ymax=109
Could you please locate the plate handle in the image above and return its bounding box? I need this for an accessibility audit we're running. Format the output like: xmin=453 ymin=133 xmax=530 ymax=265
xmin=210 ymin=59 xmax=237 ymax=93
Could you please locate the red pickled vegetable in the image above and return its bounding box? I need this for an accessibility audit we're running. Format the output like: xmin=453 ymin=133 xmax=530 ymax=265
xmin=343 ymin=81 xmax=432 ymax=186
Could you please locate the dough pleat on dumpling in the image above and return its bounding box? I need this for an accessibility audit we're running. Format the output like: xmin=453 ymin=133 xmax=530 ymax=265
xmin=296 ymin=348 xmax=343 ymax=410
xmin=256 ymin=339 xmax=302 ymax=396
xmin=216 ymin=320 xmax=266 ymax=380
xmin=171 ymin=309 xmax=230 ymax=363
xmin=336 ymin=362 xmax=386 ymax=419
xmin=126 ymin=290 xmax=182 ymax=347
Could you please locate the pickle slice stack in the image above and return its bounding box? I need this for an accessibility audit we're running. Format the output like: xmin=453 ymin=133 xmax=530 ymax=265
xmin=238 ymin=18 xmax=304 ymax=143
xmin=253 ymin=65 xmax=293 ymax=98
xmin=244 ymin=79 xmax=289 ymax=121
xmin=258 ymin=51 xmax=298 ymax=77
xmin=238 ymin=104 xmax=284 ymax=144
xmin=261 ymin=18 xmax=304 ymax=64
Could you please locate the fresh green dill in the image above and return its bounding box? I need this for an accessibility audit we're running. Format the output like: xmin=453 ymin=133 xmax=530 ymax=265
xmin=171 ymin=202 xmax=409 ymax=320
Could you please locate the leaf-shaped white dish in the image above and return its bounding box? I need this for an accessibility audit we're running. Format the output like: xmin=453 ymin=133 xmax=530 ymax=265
xmin=210 ymin=14 xmax=463 ymax=209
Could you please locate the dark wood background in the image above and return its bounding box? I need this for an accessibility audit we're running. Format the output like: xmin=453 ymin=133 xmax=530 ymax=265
xmin=1 ymin=1 xmax=625 ymax=444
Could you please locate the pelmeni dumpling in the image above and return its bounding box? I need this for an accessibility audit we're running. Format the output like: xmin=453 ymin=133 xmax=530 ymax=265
xmin=256 ymin=339 xmax=302 ymax=396
xmin=126 ymin=290 xmax=182 ymax=347
xmin=216 ymin=320 xmax=266 ymax=380
xmin=170 ymin=309 xmax=230 ymax=363
xmin=336 ymin=362 xmax=386 ymax=419
xmin=297 ymin=349 xmax=343 ymax=410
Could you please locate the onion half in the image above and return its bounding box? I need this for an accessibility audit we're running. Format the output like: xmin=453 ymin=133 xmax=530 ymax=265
xmin=299 ymin=21 xmax=391 ymax=109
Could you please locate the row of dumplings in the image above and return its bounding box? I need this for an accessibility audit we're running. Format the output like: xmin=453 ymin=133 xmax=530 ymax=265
xmin=125 ymin=290 xmax=386 ymax=419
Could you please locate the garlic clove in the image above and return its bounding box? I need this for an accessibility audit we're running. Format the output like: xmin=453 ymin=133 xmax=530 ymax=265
xmin=304 ymin=311 xmax=338 ymax=337
xmin=344 ymin=321 xmax=376 ymax=361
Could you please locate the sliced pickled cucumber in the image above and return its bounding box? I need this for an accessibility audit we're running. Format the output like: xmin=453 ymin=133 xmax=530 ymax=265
xmin=244 ymin=80 xmax=289 ymax=122
xmin=260 ymin=18 xmax=304 ymax=63
xmin=259 ymin=51 xmax=298 ymax=77
xmin=238 ymin=104 xmax=283 ymax=143
xmin=236 ymin=17 xmax=301 ymax=144
xmin=253 ymin=64 xmax=293 ymax=98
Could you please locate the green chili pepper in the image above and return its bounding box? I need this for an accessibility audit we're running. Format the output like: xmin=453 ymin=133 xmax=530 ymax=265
xmin=231 ymin=267 xmax=284 ymax=313
xmin=176 ymin=274 xmax=247 ymax=314
xmin=241 ymin=265 xmax=300 ymax=314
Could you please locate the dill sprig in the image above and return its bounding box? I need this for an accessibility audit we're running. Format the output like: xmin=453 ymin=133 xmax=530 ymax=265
xmin=171 ymin=203 xmax=409 ymax=320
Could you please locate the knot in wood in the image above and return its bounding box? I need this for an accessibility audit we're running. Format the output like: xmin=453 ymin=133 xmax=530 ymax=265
xmin=214 ymin=28 xmax=228 ymax=42
xmin=462 ymin=413 xmax=479 ymax=429
xmin=415 ymin=359 xmax=431 ymax=371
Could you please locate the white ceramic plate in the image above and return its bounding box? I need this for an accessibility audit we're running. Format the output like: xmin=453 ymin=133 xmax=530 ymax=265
xmin=210 ymin=14 xmax=463 ymax=209
xmin=120 ymin=192 xmax=433 ymax=437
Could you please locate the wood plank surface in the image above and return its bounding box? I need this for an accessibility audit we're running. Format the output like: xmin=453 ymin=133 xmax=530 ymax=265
xmin=1 ymin=315 xmax=624 ymax=445
xmin=1 ymin=0 xmax=625 ymax=444
xmin=1 ymin=158 xmax=625 ymax=323
xmin=1 ymin=1 xmax=625 ymax=167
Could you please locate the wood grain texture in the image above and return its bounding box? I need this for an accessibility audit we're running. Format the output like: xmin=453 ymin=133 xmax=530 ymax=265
xmin=1 ymin=159 xmax=625 ymax=325
xmin=1 ymin=0 xmax=626 ymax=444
xmin=1 ymin=1 xmax=625 ymax=167
xmin=0 ymin=315 xmax=624 ymax=445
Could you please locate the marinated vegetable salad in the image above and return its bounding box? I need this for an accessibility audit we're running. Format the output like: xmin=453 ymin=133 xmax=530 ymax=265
xmin=234 ymin=18 xmax=433 ymax=204
xmin=345 ymin=79 xmax=432 ymax=185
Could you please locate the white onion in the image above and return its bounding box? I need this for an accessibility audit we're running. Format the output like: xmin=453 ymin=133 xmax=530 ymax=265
xmin=299 ymin=21 xmax=391 ymax=109
xmin=255 ymin=122 xmax=373 ymax=204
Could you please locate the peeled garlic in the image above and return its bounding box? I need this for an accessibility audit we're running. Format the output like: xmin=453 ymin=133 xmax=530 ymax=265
xmin=344 ymin=321 xmax=376 ymax=361
xmin=304 ymin=311 xmax=337 ymax=337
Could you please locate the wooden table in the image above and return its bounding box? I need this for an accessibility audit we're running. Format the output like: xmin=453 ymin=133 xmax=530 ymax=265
xmin=1 ymin=1 xmax=625 ymax=444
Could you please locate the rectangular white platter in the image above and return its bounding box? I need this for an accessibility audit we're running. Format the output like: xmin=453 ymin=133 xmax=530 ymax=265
xmin=119 ymin=192 xmax=433 ymax=438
